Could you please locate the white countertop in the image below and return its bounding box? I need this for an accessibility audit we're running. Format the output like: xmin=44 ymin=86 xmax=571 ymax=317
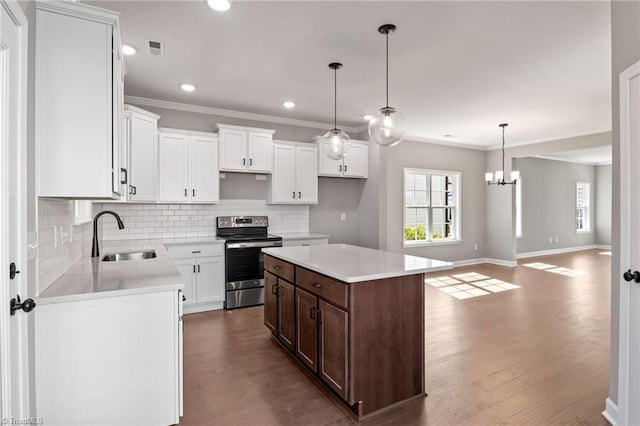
xmin=38 ymin=239 xmax=191 ymax=305
xmin=262 ymin=244 xmax=453 ymax=283
xmin=274 ymin=232 xmax=330 ymax=240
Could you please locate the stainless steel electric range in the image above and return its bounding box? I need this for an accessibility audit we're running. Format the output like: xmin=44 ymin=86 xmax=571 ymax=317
xmin=216 ymin=216 xmax=282 ymax=309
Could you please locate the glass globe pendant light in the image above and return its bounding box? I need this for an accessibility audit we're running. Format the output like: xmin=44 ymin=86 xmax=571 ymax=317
xmin=322 ymin=62 xmax=350 ymax=160
xmin=368 ymin=24 xmax=407 ymax=147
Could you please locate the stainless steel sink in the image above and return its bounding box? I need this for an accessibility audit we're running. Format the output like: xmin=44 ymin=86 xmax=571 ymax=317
xmin=101 ymin=250 xmax=157 ymax=262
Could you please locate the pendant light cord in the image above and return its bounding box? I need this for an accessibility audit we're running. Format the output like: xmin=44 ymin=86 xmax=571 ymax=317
xmin=334 ymin=66 xmax=337 ymax=130
xmin=501 ymin=125 xmax=506 ymax=182
xmin=385 ymin=31 xmax=389 ymax=108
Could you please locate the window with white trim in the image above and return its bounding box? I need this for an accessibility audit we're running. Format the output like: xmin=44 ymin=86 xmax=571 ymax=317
xmin=576 ymin=181 xmax=591 ymax=232
xmin=515 ymin=177 xmax=523 ymax=238
xmin=403 ymin=168 xmax=460 ymax=245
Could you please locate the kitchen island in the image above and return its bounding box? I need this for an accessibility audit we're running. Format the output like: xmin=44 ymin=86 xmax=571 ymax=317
xmin=262 ymin=244 xmax=453 ymax=419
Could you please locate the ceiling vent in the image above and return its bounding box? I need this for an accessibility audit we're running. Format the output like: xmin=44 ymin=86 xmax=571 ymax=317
xmin=145 ymin=39 xmax=165 ymax=56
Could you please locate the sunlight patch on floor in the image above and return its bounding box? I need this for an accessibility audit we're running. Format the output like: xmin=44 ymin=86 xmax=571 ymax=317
xmin=600 ymin=251 xmax=612 ymax=256
xmin=523 ymin=262 xmax=557 ymax=270
xmin=426 ymin=273 xmax=519 ymax=299
xmin=523 ymin=263 xmax=587 ymax=277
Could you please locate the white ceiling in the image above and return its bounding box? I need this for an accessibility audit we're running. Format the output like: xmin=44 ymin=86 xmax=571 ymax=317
xmin=89 ymin=0 xmax=612 ymax=148
xmin=535 ymin=145 xmax=612 ymax=165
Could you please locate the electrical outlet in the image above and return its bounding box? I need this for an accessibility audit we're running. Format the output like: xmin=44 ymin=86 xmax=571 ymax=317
xmin=340 ymin=213 xmax=346 ymax=222
xmin=555 ymin=237 xmax=559 ymax=243
xmin=549 ymin=237 xmax=553 ymax=243
xmin=474 ymin=243 xmax=478 ymax=251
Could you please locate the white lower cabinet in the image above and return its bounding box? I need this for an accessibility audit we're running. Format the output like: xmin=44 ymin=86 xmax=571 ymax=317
xmin=269 ymin=141 xmax=318 ymax=204
xmin=35 ymin=290 xmax=183 ymax=425
xmin=167 ymin=243 xmax=225 ymax=313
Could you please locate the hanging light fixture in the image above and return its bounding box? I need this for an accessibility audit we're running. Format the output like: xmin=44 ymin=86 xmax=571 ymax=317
xmin=368 ymin=24 xmax=407 ymax=147
xmin=322 ymin=62 xmax=350 ymax=160
xmin=485 ymin=123 xmax=520 ymax=185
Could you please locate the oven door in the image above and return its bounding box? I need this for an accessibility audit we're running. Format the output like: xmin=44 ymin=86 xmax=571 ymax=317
xmin=225 ymin=240 xmax=282 ymax=284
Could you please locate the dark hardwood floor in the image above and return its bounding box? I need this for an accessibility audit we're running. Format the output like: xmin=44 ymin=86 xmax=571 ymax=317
xmin=181 ymin=249 xmax=611 ymax=425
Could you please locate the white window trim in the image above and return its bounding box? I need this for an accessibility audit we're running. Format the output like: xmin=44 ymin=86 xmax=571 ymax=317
xmin=576 ymin=181 xmax=591 ymax=233
xmin=402 ymin=167 xmax=462 ymax=248
xmin=515 ymin=176 xmax=523 ymax=238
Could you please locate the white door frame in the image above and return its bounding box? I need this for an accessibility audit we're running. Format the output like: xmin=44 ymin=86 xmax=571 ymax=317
xmin=0 ymin=0 xmax=29 ymax=418
xmin=617 ymin=60 xmax=640 ymax=426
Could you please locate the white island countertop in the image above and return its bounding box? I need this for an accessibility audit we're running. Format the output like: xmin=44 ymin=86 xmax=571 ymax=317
xmin=38 ymin=239 xmax=187 ymax=305
xmin=263 ymin=244 xmax=453 ymax=283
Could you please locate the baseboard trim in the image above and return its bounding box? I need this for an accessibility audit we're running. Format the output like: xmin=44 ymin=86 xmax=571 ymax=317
xmin=602 ymin=397 xmax=617 ymax=425
xmin=516 ymin=245 xmax=600 ymax=259
xmin=596 ymin=245 xmax=612 ymax=250
xmin=451 ymin=258 xmax=518 ymax=268
xmin=485 ymin=258 xmax=518 ymax=267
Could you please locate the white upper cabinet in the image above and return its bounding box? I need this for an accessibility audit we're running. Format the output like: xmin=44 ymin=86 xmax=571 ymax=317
xmin=269 ymin=141 xmax=318 ymax=205
xmin=158 ymin=128 xmax=219 ymax=204
xmin=218 ymin=124 xmax=275 ymax=173
xmin=318 ymin=139 xmax=369 ymax=179
xmin=36 ymin=1 xmax=125 ymax=199
xmin=125 ymin=105 xmax=160 ymax=202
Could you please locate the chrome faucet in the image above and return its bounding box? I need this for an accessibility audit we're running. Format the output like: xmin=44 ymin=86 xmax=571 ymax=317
xmin=91 ymin=210 xmax=125 ymax=257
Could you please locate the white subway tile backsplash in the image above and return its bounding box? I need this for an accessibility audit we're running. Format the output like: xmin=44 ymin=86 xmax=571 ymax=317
xmin=95 ymin=199 xmax=309 ymax=241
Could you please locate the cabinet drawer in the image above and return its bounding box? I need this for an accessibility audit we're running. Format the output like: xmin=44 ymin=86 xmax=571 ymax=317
xmin=296 ymin=268 xmax=348 ymax=309
xmin=166 ymin=243 xmax=224 ymax=259
xmin=264 ymin=256 xmax=294 ymax=282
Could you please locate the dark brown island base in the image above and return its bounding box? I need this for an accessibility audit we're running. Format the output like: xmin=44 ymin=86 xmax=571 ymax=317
xmin=262 ymin=244 xmax=452 ymax=420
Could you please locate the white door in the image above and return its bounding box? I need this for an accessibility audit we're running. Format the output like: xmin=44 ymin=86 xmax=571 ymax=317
xmin=618 ymin=61 xmax=640 ymax=425
xmin=219 ymin=128 xmax=247 ymax=172
xmin=0 ymin=0 xmax=29 ymax=418
xmin=272 ymin=144 xmax=296 ymax=203
xmin=158 ymin=132 xmax=190 ymax=203
xmin=247 ymin=132 xmax=272 ymax=173
xmin=129 ymin=112 xmax=158 ymax=202
xmin=296 ymin=146 xmax=318 ymax=204
xmin=196 ymin=257 xmax=225 ymax=305
xmin=343 ymin=143 xmax=368 ymax=178
xmin=191 ymin=136 xmax=219 ymax=203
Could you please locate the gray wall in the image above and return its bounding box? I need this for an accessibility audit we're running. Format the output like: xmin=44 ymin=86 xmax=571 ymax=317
xmin=515 ymin=157 xmax=596 ymax=254
xmin=595 ymin=164 xmax=612 ymax=246
xmin=356 ymin=132 xmax=380 ymax=249
xmin=133 ymin=103 xmax=361 ymax=244
xmin=610 ymin=0 xmax=640 ymax=407
xmin=381 ymin=140 xmax=487 ymax=262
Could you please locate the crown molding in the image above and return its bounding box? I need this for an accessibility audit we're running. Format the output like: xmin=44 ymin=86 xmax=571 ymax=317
xmin=400 ymin=135 xmax=487 ymax=151
xmin=36 ymin=0 xmax=119 ymax=26
xmin=533 ymin=154 xmax=612 ymax=167
xmin=124 ymin=96 xmax=361 ymax=133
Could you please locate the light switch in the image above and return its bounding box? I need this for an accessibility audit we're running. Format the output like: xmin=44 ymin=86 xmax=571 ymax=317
xmin=340 ymin=213 xmax=346 ymax=222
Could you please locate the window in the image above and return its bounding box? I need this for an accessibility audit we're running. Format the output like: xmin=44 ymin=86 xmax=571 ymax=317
xmin=403 ymin=168 xmax=460 ymax=245
xmin=576 ymin=181 xmax=591 ymax=232
xmin=515 ymin=177 xmax=523 ymax=238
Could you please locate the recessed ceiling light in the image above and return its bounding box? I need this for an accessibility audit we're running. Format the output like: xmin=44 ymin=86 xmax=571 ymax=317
xmin=181 ymin=83 xmax=196 ymax=92
xmin=283 ymin=101 xmax=296 ymax=109
xmin=122 ymin=44 xmax=136 ymax=55
xmin=207 ymin=0 xmax=231 ymax=11
xmin=363 ymin=115 xmax=373 ymax=121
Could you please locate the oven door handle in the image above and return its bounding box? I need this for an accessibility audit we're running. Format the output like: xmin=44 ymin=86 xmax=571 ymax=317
xmin=226 ymin=241 xmax=283 ymax=249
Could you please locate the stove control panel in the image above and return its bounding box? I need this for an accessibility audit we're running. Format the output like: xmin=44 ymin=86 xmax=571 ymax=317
xmin=217 ymin=216 xmax=269 ymax=229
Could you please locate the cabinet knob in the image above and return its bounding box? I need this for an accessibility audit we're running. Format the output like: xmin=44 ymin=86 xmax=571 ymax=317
xmin=623 ymin=269 xmax=640 ymax=282
xmin=242 ymin=158 xmax=246 ymax=166
xmin=311 ymin=282 xmax=322 ymax=288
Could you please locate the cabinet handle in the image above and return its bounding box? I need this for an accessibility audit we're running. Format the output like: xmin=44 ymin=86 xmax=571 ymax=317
xmin=272 ymin=284 xmax=279 ymax=295
xmin=191 ymin=250 xmax=201 ymax=254
xmin=129 ymin=185 xmax=134 ymax=195
xmin=182 ymin=294 xmax=186 ymax=302
xmin=273 ymin=265 xmax=281 ymax=270
xmin=250 ymin=158 xmax=253 ymax=166
xmin=193 ymin=189 xmax=195 ymax=197
xmin=339 ymin=164 xmax=342 ymax=172
xmin=317 ymin=309 xmax=322 ymax=324
xmin=120 ymin=168 xmax=128 ymax=185
xmin=298 ymin=191 xmax=301 ymax=198
xmin=198 ymin=264 xmax=200 ymax=273
xmin=185 ymin=189 xmax=188 ymax=197
xmin=310 ymin=306 xmax=316 ymax=319
xmin=344 ymin=165 xmax=348 ymax=172
xmin=243 ymin=158 xmax=246 ymax=166
xmin=193 ymin=265 xmax=196 ymax=273
xmin=311 ymin=282 xmax=322 ymax=288
xmin=292 ymin=192 xmax=296 ymax=199
xmin=132 ymin=186 xmax=137 ymax=195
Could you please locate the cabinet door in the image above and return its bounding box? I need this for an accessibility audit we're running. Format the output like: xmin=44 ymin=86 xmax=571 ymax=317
xmin=264 ymin=272 xmax=278 ymax=333
xmin=296 ymin=146 xmax=318 ymax=204
xmin=173 ymin=259 xmax=196 ymax=305
xmin=343 ymin=143 xmax=368 ymax=178
xmin=318 ymin=300 xmax=349 ymax=400
xmin=296 ymin=288 xmax=318 ymax=373
xmin=271 ymin=144 xmax=297 ymax=203
xmin=248 ymin=132 xmax=273 ymax=173
xmin=158 ymin=132 xmax=190 ymax=202
xmin=195 ymin=257 xmax=225 ymax=305
xmin=112 ymin=28 xmax=126 ymax=196
xmin=278 ymin=280 xmax=295 ymax=352
xmin=129 ymin=112 xmax=158 ymax=201
xmin=318 ymin=145 xmax=343 ymax=177
xmin=191 ymin=136 xmax=219 ymax=203
xmin=219 ymin=129 xmax=248 ymax=172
